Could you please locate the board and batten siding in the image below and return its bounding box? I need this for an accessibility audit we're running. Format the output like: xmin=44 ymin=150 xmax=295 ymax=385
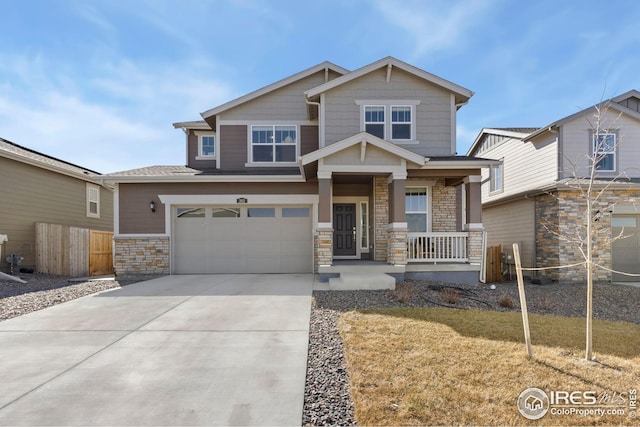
xmin=323 ymin=67 xmax=454 ymax=156
xmin=0 ymin=157 xmax=113 ymax=269
xmin=483 ymin=198 xmax=536 ymax=269
xmin=478 ymin=134 xmax=558 ymax=203
xmin=117 ymin=181 xmax=319 ymax=234
xmin=559 ymin=109 xmax=640 ymax=179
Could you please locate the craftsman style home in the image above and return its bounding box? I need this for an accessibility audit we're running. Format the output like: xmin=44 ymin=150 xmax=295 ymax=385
xmin=105 ymin=57 xmax=497 ymax=287
xmin=468 ymin=90 xmax=640 ymax=283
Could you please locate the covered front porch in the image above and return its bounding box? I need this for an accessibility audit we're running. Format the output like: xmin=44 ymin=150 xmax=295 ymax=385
xmin=301 ymin=133 xmax=490 ymax=286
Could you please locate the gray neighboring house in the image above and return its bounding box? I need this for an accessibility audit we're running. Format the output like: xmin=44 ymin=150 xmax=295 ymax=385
xmin=468 ymin=90 xmax=640 ymax=283
xmin=105 ymin=57 xmax=498 ymax=286
xmin=0 ymin=137 xmax=113 ymax=272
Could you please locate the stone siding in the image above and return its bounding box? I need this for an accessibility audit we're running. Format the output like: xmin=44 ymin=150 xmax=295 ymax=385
xmin=315 ymin=228 xmax=333 ymax=271
xmin=114 ymin=237 xmax=170 ymax=275
xmin=431 ymin=179 xmax=457 ymax=232
xmin=536 ymin=189 xmax=640 ymax=283
xmin=467 ymin=230 xmax=484 ymax=264
xmin=387 ymin=227 xmax=408 ymax=265
xmin=374 ymin=176 xmax=389 ymax=261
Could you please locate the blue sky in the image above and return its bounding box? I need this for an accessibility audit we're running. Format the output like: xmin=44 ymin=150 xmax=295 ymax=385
xmin=1 ymin=0 xmax=639 ymax=173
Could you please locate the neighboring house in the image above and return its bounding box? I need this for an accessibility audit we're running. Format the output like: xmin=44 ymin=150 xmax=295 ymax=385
xmin=0 ymin=137 xmax=113 ymax=273
xmin=105 ymin=57 xmax=498 ymax=286
xmin=468 ymin=90 xmax=640 ymax=283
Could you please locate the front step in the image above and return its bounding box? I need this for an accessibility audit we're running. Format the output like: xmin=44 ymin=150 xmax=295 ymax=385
xmin=328 ymin=273 xmax=396 ymax=291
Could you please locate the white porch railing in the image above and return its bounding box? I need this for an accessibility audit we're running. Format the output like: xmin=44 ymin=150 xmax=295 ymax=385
xmin=407 ymin=232 xmax=469 ymax=263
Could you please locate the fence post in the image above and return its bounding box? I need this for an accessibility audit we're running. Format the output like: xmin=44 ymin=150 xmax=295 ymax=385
xmin=513 ymin=243 xmax=532 ymax=358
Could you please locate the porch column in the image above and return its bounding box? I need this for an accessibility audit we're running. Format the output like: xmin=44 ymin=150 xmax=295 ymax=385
xmin=387 ymin=173 xmax=408 ymax=266
xmin=463 ymin=175 xmax=484 ymax=264
xmin=315 ymin=173 xmax=333 ymax=270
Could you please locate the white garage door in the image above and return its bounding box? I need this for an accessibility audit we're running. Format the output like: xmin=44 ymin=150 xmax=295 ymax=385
xmin=173 ymin=206 xmax=312 ymax=274
xmin=612 ymin=215 xmax=640 ymax=282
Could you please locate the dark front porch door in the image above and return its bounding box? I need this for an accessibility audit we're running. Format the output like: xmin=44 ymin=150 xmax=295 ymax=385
xmin=333 ymin=203 xmax=357 ymax=256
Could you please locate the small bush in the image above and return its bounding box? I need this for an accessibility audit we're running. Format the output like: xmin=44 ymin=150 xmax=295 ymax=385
xmin=498 ymin=295 xmax=515 ymax=309
xmin=440 ymin=288 xmax=460 ymax=305
xmin=389 ymin=283 xmax=419 ymax=303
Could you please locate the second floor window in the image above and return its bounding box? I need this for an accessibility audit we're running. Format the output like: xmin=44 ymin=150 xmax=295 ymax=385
xmin=593 ymin=133 xmax=616 ymax=172
xmin=364 ymin=106 xmax=385 ymax=138
xmin=490 ymin=163 xmax=503 ymax=193
xmin=251 ymin=125 xmax=297 ymax=163
xmin=199 ymin=135 xmax=215 ymax=157
xmin=391 ymin=106 xmax=411 ymax=140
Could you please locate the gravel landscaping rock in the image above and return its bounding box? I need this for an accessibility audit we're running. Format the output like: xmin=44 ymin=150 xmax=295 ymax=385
xmin=3 ymin=273 xmax=639 ymax=426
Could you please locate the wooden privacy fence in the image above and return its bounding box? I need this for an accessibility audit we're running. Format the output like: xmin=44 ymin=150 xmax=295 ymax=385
xmin=485 ymin=244 xmax=503 ymax=283
xmin=35 ymin=223 xmax=113 ymax=277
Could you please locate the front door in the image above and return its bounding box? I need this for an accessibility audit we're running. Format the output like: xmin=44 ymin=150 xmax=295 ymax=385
xmin=333 ymin=203 xmax=357 ymax=256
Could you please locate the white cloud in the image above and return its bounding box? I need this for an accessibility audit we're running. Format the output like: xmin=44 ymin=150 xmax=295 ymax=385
xmin=373 ymin=0 xmax=496 ymax=59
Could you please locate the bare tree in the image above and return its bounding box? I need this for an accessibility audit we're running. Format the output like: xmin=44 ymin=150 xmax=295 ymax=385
xmin=538 ymin=100 xmax=636 ymax=361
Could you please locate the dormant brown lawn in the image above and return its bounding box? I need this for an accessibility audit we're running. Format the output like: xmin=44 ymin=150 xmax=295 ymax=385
xmin=339 ymin=308 xmax=640 ymax=426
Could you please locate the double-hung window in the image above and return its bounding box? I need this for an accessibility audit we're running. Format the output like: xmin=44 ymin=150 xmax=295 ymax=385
xmin=391 ymin=106 xmax=412 ymax=140
xmin=593 ymin=132 xmax=616 ymax=172
xmin=251 ymin=125 xmax=297 ymax=163
xmin=364 ymin=106 xmax=385 ymax=138
xmin=405 ymin=187 xmax=428 ymax=232
xmin=490 ymin=162 xmax=503 ymax=193
xmin=359 ymin=101 xmax=418 ymax=142
xmin=198 ymin=135 xmax=215 ymax=158
xmin=86 ymin=183 xmax=100 ymax=218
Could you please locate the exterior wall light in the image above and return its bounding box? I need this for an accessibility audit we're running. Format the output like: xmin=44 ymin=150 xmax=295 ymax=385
xmin=150 ymin=200 xmax=156 ymax=213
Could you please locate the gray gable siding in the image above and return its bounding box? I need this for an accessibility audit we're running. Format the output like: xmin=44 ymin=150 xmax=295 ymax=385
xmin=0 ymin=157 xmax=113 ymax=269
xmin=323 ymin=67 xmax=454 ymax=156
xmin=220 ymin=71 xmax=331 ymax=121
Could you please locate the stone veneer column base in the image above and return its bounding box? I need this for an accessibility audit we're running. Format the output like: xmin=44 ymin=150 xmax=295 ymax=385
xmin=315 ymin=228 xmax=333 ymax=272
xmin=114 ymin=237 xmax=170 ymax=275
xmin=387 ymin=226 xmax=408 ymax=265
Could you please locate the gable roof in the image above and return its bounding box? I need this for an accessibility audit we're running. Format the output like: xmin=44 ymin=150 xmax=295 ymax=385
xmin=300 ymin=131 xmax=426 ymax=167
xmin=305 ymin=56 xmax=474 ymax=105
xmin=524 ymin=89 xmax=640 ymax=142
xmin=200 ymin=61 xmax=349 ymax=121
xmin=0 ymin=137 xmax=101 ymax=181
xmin=467 ymin=127 xmax=537 ymax=156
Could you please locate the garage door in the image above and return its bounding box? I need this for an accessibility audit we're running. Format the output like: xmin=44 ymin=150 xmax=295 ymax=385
xmin=612 ymin=215 xmax=640 ymax=282
xmin=173 ymin=206 xmax=312 ymax=274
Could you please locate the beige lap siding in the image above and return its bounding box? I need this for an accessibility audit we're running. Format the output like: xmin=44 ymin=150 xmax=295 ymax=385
xmin=114 ymin=237 xmax=170 ymax=275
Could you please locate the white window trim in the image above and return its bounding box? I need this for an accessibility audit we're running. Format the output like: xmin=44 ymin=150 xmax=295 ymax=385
xmin=86 ymin=183 xmax=100 ymax=218
xmin=489 ymin=161 xmax=504 ymax=194
xmin=593 ymin=132 xmax=616 ymax=173
xmin=247 ymin=124 xmax=299 ymax=166
xmin=195 ymin=131 xmax=216 ymax=160
xmin=356 ymin=100 xmax=420 ymax=144
xmin=405 ymin=185 xmax=431 ymax=233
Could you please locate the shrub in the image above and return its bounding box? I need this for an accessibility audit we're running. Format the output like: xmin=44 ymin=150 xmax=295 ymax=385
xmin=498 ymin=295 xmax=515 ymax=309
xmin=389 ymin=283 xmax=419 ymax=303
xmin=440 ymin=288 xmax=460 ymax=305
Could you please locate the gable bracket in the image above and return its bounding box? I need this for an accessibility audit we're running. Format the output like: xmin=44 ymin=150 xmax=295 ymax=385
xmin=360 ymin=140 xmax=367 ymax=163
xmin=386 ymin=63 xmax=392 ymax=83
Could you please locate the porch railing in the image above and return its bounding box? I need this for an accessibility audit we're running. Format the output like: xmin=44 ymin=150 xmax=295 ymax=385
xmin=407 ymin=232 xmax=469 ymax=263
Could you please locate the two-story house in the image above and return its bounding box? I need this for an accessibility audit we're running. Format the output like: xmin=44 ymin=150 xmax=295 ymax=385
xmin=104 ymin=57 xmax=498 ymax=287
xmin=468 ymin=90 xmax=640 ymax=283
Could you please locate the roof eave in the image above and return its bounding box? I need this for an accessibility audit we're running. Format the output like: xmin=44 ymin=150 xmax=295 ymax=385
xmin=103 ymin=174 xmax=307 ymax=184
xmin=0 ymin=150 xmax=100 ymax=183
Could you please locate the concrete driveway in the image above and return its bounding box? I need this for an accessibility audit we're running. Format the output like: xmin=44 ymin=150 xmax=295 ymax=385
xmin=0 ymin=274 xmax=314 ymax=426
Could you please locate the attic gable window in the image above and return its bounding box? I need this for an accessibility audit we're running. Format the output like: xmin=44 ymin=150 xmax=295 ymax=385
xmin=251 ymin=125 xmax=297 ymax=163
xmin=593 ymin=133 xmax=616 ymax=172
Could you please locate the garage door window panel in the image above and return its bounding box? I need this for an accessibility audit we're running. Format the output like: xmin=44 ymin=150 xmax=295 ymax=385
xmin=177 ymin=207 xmax=206 ymax=218
xmin=282 ymin=207 xmax=310 ymax=217
xmin=212 ymin=208 xmax=240 ymax=218
xmin=248 ymin=208 xmax=276 ymax=217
